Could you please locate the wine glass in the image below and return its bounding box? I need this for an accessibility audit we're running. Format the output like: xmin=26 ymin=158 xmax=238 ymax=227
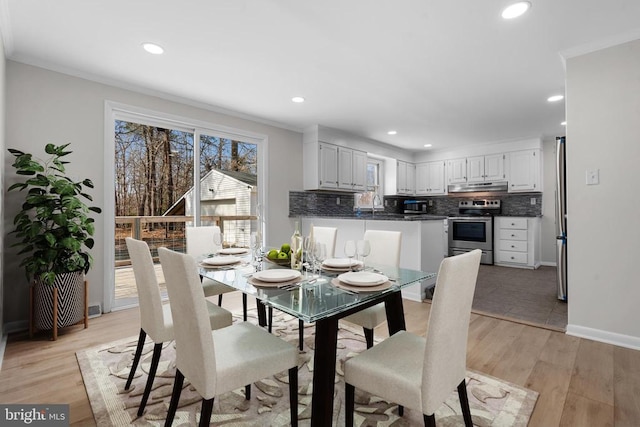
xmin=303 ymin=237 xmax=316 ymax=274
xmin=357 ymin=240 xmax=371 ymax=270
xmin=314 ymin=243 xmax=327 ymax=273
xmin=344 ymin=240 xmax=357 ymax=271
xmin=250 ymin=232 xmax=262 ymax=267
xmin=213 ymin=231 xmax=223 ymax=252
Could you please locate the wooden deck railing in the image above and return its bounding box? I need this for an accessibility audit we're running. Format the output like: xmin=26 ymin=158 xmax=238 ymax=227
xmin=114 ymin=215 xmax=257 ymax=266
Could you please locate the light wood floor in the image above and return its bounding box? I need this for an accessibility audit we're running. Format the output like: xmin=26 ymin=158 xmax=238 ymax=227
xmin=1 ymin=292 xmax=639 ymax=426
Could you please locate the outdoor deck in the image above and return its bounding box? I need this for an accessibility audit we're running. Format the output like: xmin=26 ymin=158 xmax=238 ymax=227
xmin=114 ymin=264 xmax=166 ymax=300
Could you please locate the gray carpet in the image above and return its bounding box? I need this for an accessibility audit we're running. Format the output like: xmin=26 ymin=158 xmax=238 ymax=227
xmin=427 ymin=265 xmax=567 ymax=330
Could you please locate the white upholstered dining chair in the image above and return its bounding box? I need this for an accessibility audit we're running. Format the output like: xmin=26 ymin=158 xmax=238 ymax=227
xmin=123 ymin=238 xmax=232 ymax=417
xmin=344 ymin=249 xmax=482 ymax=427
xmin=158 ymin=247 xmax=299 ymax=427
xmin=313 ymin=226 xmax=338 ymax=258
xmin=342 ymin=229 xmax=402 ymax=348
xmin=185 ymin=225 xmax=248 ymax=320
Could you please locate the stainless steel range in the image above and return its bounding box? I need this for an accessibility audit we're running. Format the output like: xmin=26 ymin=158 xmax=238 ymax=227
xmin=448 ymin=200 xmax=501 ymax=265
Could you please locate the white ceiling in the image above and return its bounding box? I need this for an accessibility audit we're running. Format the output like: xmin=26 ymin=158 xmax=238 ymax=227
xmin=2 ymin=0 xmax=639 ymax=151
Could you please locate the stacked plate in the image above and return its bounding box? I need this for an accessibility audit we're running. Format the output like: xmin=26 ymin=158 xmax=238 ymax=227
xmin=219 ymin=247 xmax=249 ymax=255
xmin=201 ymin=256 xmax=242 ymax=268
xmin=321 ymin=258 xmax=363 ymax=272
xmin=332 ymin=271 xmax=391 ymax=293
xmin=249 ymin=269 xmax=302 ymax=288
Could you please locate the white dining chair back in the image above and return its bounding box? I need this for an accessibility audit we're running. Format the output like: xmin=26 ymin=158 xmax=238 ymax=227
xmin=363 ymin=229 xmax=402 ymax=267
xmin=185 ymin=225 xmax=243 ymax=315
xmin=126 ymin=237 xmax=172 ymax=343
xmin=344 ymin=249 xmax=482 ymax=427
xmin=186 ymin=225 xmax=221 ymax=257
xmin=342 ymin=229 xmax=402 ymax=348
xmin=158 ymin=247 xmax=299 ymax=426
xmin=422 ymin=249 xmax=481 ymax=415
xmin=313 ymin=226 xmax=338 ymax=258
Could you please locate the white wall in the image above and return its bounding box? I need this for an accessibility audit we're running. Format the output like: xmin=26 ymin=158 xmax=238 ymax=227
xmin=565 ymin=39 xmax=640 ymax=348
xmin=3 ymin=61 xmax=302 ymax=324
xmin=0 ymin=32 xmax=6 ymax=337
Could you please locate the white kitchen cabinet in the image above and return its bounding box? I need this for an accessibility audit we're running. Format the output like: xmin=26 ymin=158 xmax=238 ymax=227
xmin=303 ymin=138 xmax=339 ymax=190
xmin=447 ymin=158 xmax=467 ymax=185
xmin=416 ymin=161 xmax=446 ymax=195
xmin=494 ymin=216 xmax=541 ymax=269
xmin=396 ymin=160 xmax=415 ymax=195
xmin=338 ymin=146 xmax=367 ymax=191
xmin=508 ymin=149 xmax=541 ymax=192
xmin=467 ymin=154 xmax=507 ymax=183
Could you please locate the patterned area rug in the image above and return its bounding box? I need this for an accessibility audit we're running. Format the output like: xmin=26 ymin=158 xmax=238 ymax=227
xmin=77 ymin=311 xmax=538 ymax=426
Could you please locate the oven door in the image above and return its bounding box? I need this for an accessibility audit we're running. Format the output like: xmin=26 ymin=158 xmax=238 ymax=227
xmin=448 ymin=217 xmax=493 ymax=252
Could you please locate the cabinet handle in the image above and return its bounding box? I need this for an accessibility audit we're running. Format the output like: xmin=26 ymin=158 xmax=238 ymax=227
xmin=511 ymin=245 xmax=515 ymax=248
xmin=510 ymin=256 xmax=515 ymax=260
xmin=511 ymin=223 xmax=515 ymax=226
xmin=511 ymin=234 xmax=515 ymax=237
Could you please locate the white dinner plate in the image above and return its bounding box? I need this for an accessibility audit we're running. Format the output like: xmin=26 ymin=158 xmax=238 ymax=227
xmin=252 ymin=269 xmax=302 ymax=283
xmin=219 ymin=247 xmax=249 ymax=255
xmin=202 ymin=256 xmax=241 ymax=266
xmin=337 ymin=271 xmax=388 ymax=287
xmin=322 ymin=258 xmax=362 ymax=268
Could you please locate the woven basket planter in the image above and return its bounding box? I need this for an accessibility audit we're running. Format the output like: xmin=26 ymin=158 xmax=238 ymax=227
xmin=30 ymin=270 xmax=88 ymax=340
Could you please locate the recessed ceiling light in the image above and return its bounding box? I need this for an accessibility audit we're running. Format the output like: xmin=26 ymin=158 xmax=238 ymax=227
xmin=547 ymin=95 xmax=564 ymax=102
xmin=501 ymin=1 xmax=531 ymax=19
xmin=387 ymin=130 xmax=397 ymax=135
xmin=423 ymin=144 xmax=433 ymax=148
xmin=291 ymin=96 xmax=305 ymax=103
xmin=142 ymin=43 xmax=164 ymax=55
xmin=561 ymin=121 xmax=567 ymax=126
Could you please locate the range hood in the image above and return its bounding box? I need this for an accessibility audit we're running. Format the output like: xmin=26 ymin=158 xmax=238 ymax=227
xmin=447 ymin=181 xmax=508 ymax=193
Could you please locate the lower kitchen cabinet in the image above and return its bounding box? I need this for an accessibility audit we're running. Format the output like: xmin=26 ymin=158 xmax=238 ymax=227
xmin=494 ymin=216 xmax=541 ymax=269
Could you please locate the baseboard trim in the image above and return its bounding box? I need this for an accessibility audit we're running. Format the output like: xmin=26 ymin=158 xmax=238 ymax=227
xmin=4 ymin=320 xmax=28 ymax=335
xmin=0 ymin=333 xmax=7 ymax=372
xmin=540 ymin=261 xmax=557 ymax=267
xmin=566 ymin=324 xmax=640 ymax=350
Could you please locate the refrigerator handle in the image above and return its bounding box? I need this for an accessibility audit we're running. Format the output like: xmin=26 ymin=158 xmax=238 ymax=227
xmin=556 ymin=137 xmax=566 ymax=237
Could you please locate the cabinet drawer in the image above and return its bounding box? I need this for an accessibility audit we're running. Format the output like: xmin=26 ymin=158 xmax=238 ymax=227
xmin=500 ymin=218 xmax=528 ymax=229
xmin=499 ymin=229 xmax=527 ymax=241
xmin=498 ymin=251 xmax=528 ymax=264
xmin=498 ymin=240 xmax=527 ymax=252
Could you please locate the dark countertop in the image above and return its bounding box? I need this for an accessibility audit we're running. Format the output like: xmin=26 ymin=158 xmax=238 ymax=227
xmin=293 ymin=213 xmax=448 ymax=221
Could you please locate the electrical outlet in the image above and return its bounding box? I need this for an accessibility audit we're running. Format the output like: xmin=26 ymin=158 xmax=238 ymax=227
xmin=336 ymin=197 xmax=340 ymax=205
xmin=586 ymin=169 xmax=599 ymax=185
xmin=530 ymin=198 xmax=536 ymax=205
xmin=428 ymin=200 xmax=433 ymax=207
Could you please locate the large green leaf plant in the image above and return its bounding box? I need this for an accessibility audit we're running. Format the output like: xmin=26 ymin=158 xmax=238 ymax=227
xmin=8 ymin=143 xmax=102 ymax=286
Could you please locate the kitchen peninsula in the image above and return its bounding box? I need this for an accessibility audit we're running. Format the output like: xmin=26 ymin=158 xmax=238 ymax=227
xmin=296 ymin=213 xmax=447 ymax=301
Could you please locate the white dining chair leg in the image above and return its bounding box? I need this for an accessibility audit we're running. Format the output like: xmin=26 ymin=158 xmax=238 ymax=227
xmin=165 ymin=369 xmax=184 ymax=427
xmin=125 ymin=328 xmax=146 ymax=390
xmin=137 ymin=342 xmax=163 ymax=416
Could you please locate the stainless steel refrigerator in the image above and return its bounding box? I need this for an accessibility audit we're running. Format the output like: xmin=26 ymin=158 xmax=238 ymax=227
xmin=556 ymin=136 xmax=567 ymax=301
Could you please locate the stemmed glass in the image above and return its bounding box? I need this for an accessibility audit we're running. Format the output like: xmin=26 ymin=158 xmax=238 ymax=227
xmin=344 ymin=240 xmax=357 ymax=271
xmin=213 ymin=231 xmax=224 ymax=253
xmin=314 ymin=243 xmax=327 ymax=274
xmin=250 ymin=232 xmax=262 ymax=268
xmin=303 ymin=237 xmax=316 ymax=275
xmin=357 ymin=240 xmax=371 ymax=270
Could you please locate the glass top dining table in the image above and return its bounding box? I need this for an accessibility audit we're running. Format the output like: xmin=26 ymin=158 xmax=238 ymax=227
xmin=198 ymin=255 xmax=436 ymax=426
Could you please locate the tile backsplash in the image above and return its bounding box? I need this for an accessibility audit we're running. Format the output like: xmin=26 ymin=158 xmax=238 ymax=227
xmin=290 ymin=191 xmax=542 ymax=217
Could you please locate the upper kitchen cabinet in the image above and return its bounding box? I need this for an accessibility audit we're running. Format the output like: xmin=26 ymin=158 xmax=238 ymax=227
xmin=303 ymin=139 xmax=338 ymax=190
xmin=508 ymin=149 xmax=541 ymax=192
xmin=467 ymin=153 xmax=507 ymax=183
xmin=338 ymin=146 xmax=367 ymax=191
xmin=447 ymin=158 xmax=467 ymax=184
xmin=416 ymin=161 xmax=446 ymax=195
xmin=396 ymin=160 xmax=415 ymax=195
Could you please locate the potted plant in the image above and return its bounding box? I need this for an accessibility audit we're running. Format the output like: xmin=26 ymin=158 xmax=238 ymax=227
xmin=8 ymin=143 xmax=102 ymax=339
